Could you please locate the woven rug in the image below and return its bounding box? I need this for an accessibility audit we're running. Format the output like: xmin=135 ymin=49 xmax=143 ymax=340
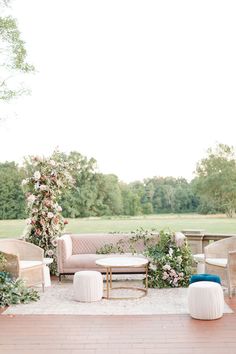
xmin=3 ymin=278 xmax=233 ymax=315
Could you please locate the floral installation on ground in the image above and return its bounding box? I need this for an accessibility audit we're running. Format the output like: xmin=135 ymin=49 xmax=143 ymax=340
xmin=22 ymin=150 xmax=75 ymax=274
xmin=145 ymin=230 xmax=193 ymax=288
xmin=96 ymin=228 xmax=193 ymax=288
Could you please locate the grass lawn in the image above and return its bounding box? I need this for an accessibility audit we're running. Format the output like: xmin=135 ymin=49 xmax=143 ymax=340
xmin=1 ymin=214 xmax=236 ymax=239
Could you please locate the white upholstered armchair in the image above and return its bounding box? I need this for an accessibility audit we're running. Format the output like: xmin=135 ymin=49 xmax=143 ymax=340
xmin=0 ymin=239 xmax=44 ymax=290
xmin=204 ymin=237 xmax=236 ymax=298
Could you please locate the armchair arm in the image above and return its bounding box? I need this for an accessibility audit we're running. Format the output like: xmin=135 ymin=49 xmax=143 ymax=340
xmin=228 ymin=250 xmax=236 ymax=267
xmin=57 ymin=234 xmax=72 ymax=273
xmin=0 ymin=251 xmax=20 ymax=278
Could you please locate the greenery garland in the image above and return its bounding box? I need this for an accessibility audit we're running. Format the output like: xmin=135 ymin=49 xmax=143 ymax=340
xmin=96 ymin=228 xmax=193 ymax=288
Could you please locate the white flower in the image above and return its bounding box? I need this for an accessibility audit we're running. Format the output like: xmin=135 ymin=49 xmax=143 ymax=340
xmin=176 ymin=256 xmax=182 ymax=264
xmin=21 ymin=179 xmax=28 ymax=186
xmin=34 ymin=171 xmax=41 ymax=180
xmin=169 ymin=248 xmax=173 ymax=257
xmin=27 ymin=194 xmax=36 ymax=203
xmin=34 ymin=182 xmax=39 ymax=190
xmin=149 ymin=264 xmax=157 ymax=271
xmin=57 ymin=205 xmax=62 ymax=212
xmin=174 ymin=232 xmax=185 ymax=247
xmin=163 ymin=264 xmax=171 ymax=271
xmin=26 ymin=218 xmax=31 ymax=225
xmin=46 ymin=249 xmax=54 ymax=257
xmin=50 ymin=159 xmax=56 ymax=166
xmin=47 ymin=212 xmax=54 ymax=219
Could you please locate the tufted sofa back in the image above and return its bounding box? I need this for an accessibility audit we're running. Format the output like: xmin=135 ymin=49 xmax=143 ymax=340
xmin=70 ymin=233 xmax=145 ymax=254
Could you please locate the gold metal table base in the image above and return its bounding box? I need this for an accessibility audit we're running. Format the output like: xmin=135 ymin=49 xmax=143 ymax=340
xmin=103 ymin=286 xmax=147 ymax=300
xmin=103 ymin=265 xmax=148 ymax=300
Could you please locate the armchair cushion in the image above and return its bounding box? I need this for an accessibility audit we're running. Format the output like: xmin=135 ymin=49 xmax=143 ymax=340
xmin=205 ymin=258 xmax=227 ymax=268
xmin=19 ymin=260 xmax=43 ymax=269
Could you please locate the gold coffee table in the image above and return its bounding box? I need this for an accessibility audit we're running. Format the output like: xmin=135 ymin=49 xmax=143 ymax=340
xmin=95 ymin=256 xmax=149 ymax=300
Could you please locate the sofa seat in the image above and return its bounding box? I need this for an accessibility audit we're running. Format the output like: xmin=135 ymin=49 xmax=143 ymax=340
xmin=64 ymin=253 xmax=146 ymax=273
xmin=205 ymin=258 xmax=227 ymax=268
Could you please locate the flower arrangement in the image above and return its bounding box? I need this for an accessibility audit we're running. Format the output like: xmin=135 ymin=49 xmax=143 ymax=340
xmin=145 ymin=230 xmax=193 ymax=288
xmin=22 ymin=151 xmax=75 ymax=274
xmin=96 ymin=228 xmax=193 ymax=288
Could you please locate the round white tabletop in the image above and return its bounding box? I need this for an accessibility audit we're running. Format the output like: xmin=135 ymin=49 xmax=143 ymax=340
xmin=96 ymin=256 xmax=149 ymax=268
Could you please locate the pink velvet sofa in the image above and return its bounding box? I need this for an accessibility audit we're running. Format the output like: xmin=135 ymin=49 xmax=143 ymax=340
xmin=57 ymin=233 xmax=148 ymax=280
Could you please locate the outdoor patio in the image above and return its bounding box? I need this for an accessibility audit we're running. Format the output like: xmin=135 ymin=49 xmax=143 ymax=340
xmin=0 ymin=274 xmax=236 ymax=354
xmin=1 ymin=295 xmax=236 ymax=354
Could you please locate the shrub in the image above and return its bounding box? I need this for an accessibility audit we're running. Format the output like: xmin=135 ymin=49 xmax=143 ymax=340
xmin=144 ymin=230 xmax=193 ymax=288
xmin=0 ymin=252 xmax=39 ymax=308
xmin=96 ymin=228 xmax=193 ymax=288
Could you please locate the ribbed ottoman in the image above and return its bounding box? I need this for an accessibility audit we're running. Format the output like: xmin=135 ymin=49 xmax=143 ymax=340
xmin=73 ymin=271 xmax=103 ymax=302
xmin=188 ymin=281 xmax=224 ymax=320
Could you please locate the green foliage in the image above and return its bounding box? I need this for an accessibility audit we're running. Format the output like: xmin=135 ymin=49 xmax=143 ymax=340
xmin=60 ymin=152 xmax=97 ymax=218
xmin=0 ymin=252 xmax=39 ymax=307
xmin=0 ymin=7 xmax=34 ymax=102
xmin=0 ymin=251 xmax=7 ymax=269
xmin=145 ymin=230 xmax=193 ymax=288
xmin=96 ymin=228 xmax=158 ymax=255
xmin=195 ymin=143 xmax=236 ymax=217
xmin=96 ymin=228 xmax=193 ymax=288
xmin=0 ymin=162 xmax=26 ymax=219
xmin=0 ymin=271 xmax=39 ymax=307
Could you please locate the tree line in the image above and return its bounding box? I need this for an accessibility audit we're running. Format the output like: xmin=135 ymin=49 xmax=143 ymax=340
xmin=1 ymin=143 xmax=235 ymax=220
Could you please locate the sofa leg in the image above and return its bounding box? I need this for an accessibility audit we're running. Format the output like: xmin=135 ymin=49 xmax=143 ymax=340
xmin=59 ymin=274 xmax=62 ymax=282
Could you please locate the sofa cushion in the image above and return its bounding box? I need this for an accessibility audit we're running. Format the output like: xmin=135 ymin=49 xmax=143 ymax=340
xmin=205 ymin=258 xmax=227 ymax=268
xmin=64 ymin=253 xmax=147 ymax=273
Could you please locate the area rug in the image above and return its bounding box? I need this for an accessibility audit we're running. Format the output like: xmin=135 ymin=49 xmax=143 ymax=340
xmin=3 ymin=278 xmax=233 ymax=315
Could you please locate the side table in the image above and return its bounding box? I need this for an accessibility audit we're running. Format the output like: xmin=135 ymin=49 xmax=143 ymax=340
xmin=43 ymin=258 xmax=53 ymax=287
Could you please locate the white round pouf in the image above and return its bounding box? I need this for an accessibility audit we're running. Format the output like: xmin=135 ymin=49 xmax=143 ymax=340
xmin=73 ymin=271 xmax=103 ymax=302
xmin=188 ymin=281 xmax=224 ymax=320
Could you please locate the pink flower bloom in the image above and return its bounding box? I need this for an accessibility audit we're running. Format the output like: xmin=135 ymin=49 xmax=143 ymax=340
xmin=27 ymin=194 xmax=36 ymax=203
xmin=163 ymin=264 xmax=171 ymax=271
xmin=40 ymin=184 xmax=48 ymax=191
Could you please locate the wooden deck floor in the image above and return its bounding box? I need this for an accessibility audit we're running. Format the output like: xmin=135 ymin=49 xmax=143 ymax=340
xmin=0 ymin=297 xmax=236 ymax=354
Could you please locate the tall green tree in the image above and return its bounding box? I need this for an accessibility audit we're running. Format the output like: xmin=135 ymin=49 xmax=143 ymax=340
xmin=195 ymin=143 xmax=236 ymax=217
xmin=120 ymin=182 xmax=142 ymax=215
xmin=0 ymin=0 xmax=34 ymax=109
xmin=95 ymin=174 xmax=123 ymax=216
xmin=61 ymin=152 xmax=98 ymax=218
xmin=0 ymin=162 xmax=26 ymax=219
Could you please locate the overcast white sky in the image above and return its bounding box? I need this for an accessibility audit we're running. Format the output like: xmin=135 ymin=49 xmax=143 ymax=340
xmin=0 ymin=0 xmax=236 ymax=182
